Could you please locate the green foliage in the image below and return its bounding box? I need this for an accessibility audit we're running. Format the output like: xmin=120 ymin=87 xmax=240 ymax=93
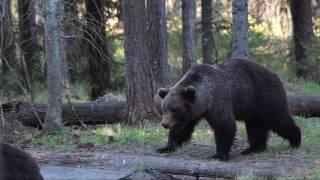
xmin=30 ymin=127 xmax=76 ymax=151
xmin=79 ymin=134 xmax=108 ymax=144
xmin=112 ymin=123 xmax=166 ymax=146
xmin=168 ymin=24 xmax=183 ymax=80
xmin=236 ymin=122 xmax=247 ymax=137
xmin=295 ymin=117 xmax=320 ymax=149
xmin=29 ymin=123 xmax=166 ymax=150
xmin=296 ymin=80 xmax=320 ymax=95
xmin=307 ymin=168 xmax=320 ymax=179
xmin=110 ymin=38 xmax=125 ymax=86
xmin=68 ymin=80 xmax=91 ymax=102
xmin=0 ymin=72 xmax=23 ymax=100
xmin=27 ymin=116 xmax=320 ymax=179
xmin=213 ymin=30 xmax=232 ymax=61
xmin=192 ymin=121 xmax=214 ymax=145
xmin=33 ymin=89 xmax=48 ymax=103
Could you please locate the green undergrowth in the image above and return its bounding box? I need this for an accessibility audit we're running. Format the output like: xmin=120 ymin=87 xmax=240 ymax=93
xmin=28 ymin=116 xmax=320 ymax=179
xmin=29 ymin=123 xmax=167 ymax=151
xmin=28 ymin=116 xmax=320 ymax=156
xmin=297 ymin=80 xmax=320 ymax=95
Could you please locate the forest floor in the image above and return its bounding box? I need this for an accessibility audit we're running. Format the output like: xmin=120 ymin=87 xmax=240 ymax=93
xmin=1 ymin=82 xmax=320 ymax=179
xmin=2 ymin=114 xmax=320 ymax=179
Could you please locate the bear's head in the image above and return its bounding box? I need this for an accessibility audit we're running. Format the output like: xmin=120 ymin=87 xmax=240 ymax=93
xmin=158 ymin=85 xmax=196 ymax=129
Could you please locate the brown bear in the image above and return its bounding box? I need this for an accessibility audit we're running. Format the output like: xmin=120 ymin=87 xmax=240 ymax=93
xmin=0 ymin=143 xmax=43 ymax=180
xmin=156 ymin=59 xmax=301 ymax=161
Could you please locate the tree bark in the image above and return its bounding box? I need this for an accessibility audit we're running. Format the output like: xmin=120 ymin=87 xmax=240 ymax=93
xmin=182 ymin=0 xmax=196 ymax=73
xmin=231 ymin=0 xmax=249 ymax=59
xmin=64 ymin=0 xmax=81 ymax=83
xmin=17 ymin=0 xmax=40 ymax=93
xmin=201 ymin=0 xmax=215 ymax=64
xmin=0 ymin=0 xmax=17 ymax=74
xmin=123 ymin=0 xmax=155 ymax=124
xmin=85 ymin=0 xmax=112 ymax=100
xmin=43 ymin=0 xmax=65 ymax=133
xmin=291 ymin=0 xmax=316 ymax=80
xmin=147 ymin=0 xmax=170 ymax=96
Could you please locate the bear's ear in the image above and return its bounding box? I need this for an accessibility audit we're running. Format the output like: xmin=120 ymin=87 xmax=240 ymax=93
xmin=158 ymin=88 xmax=169 ymax=99
xmin=183 ymin=86 xmax=196 ymax=102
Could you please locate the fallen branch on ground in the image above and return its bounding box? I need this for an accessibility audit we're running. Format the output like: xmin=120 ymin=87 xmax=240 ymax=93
xmin=2 ymin=101 xmax=126 ymax=127
xmin=30 ymin=151 xmax=285 ymax=179
xmin=1 ymin=95 xmax=320 ymax=127
xmin=287 ymin=95 xmax=320 ymax=118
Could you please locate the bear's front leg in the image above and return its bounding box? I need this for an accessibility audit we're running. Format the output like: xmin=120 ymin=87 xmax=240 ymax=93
xmin=157 ymin=124 xmax=195 ymax=154
xmin=156 ymin=129 xmax=181 ymax=153
xmin=206 ymin=113 xmax=236 ymax=161
xmin=156 ymin=146 xmax=175 ymax=153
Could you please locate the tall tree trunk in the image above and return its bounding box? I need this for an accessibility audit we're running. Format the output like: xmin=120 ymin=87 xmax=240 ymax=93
xmin=64 ymin=0 xmax=81 ymax=83
xmin=201 ymin=0 xmax=215 ymax=64
xmin=231 ymin=0 xmax=249 ymax=59
xmin=291 ymin=0 xmax=316 ymax=80
xmin=0 ymin=0 xmax=17 ymax=74
xmin=182 ymin=0 xmax=196 ymax=73
xmin=43 ymin=0 xmax=64 ymax=134
xmin=17 ymin=0 xmax=40 ymax=96
xmin=147 ymin=0 xmax=170 ymax=95
xmin=85 ymin=0 xmax=112 ymax=100
xmin=123 ymin=0 xmax=154 ymax=124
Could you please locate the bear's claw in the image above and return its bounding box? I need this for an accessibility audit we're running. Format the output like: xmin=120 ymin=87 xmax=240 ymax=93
xmin=156 ymin=146 xmax=174 ymax=153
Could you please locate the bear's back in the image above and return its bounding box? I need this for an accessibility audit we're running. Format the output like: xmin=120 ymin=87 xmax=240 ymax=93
xmin=176 ymin=59 xmax=287 ymax=120
xmin=221 ymin=59 xmax=285 ymax=97
xmin=219 ymin=59 xmax=287 ymax=119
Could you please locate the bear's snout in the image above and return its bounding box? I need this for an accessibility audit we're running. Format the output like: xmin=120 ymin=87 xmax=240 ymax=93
xmin=161 ymin=116 xmax=175 ymax=129
xmin=162 ymin=123 xmax=169 ymax=129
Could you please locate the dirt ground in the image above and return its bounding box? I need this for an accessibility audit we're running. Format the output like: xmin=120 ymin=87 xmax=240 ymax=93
xmin=25 ymin=137 xmax=320 ymax=179
xmin=1 ymin=111 xmax=320 ymax=179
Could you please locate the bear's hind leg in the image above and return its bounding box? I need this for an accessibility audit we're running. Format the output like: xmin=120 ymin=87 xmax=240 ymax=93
xmin=156 ymin=121 xmax=198 ymax=153
xmin=271 ymin=117 xmax=301 ymax=148
xmin=242 ymin=120 xmax=269 ymax=155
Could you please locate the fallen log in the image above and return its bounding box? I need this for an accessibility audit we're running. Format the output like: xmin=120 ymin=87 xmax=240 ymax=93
xmin=288 ymin=95 xmax=320 ymax=118
xmin=2 ymin=95 xmax=320 ymax=127
xmin=2 ymin=101 xmax=126 ymax=127
xmin=31 ymin=151 xmax=284 ymax=179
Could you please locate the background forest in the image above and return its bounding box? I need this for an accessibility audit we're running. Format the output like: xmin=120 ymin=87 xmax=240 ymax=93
xmin=1 ymin=0 xmax=320 ymax=179
xmin=1 ymin=0 xmax=320 ymax=130
xmin=1 ymin=0 xmax=319 ymax=100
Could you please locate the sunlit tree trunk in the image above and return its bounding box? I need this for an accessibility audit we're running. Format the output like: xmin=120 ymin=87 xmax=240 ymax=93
xmin=201 ymin=0 xmax=215 ymax=64
xmin=123 ymin=0 xmax=154 ymax=124
xmin=43 ymin=0 xmax=64 ymax=134
xmin=248 ymin=0 xmax=292 ymax=39
xmin=182 ymin=0 xmax=196 ymax=73
xmin=231 ymin=0 xmax=249 ymax=59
